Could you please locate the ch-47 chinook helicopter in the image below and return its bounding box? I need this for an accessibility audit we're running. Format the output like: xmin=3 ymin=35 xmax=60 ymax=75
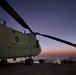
xmin=0 ymin=0 xmax=76 ymax=65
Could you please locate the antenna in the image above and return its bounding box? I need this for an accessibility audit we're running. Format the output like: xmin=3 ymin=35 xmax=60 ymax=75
xmin=22 ymin=29 xmax=26 ymax=34
xmin=0 ymin=18 xmax=6 ymax=25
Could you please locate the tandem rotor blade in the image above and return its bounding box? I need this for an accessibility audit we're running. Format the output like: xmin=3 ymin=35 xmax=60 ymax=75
xmin=0 ymin=0 xmax=76 ymax=47
xmin=36 ymin=33 xmax=76 ymax=47
xmin=0 ymin=0 xmax=33 ymax=33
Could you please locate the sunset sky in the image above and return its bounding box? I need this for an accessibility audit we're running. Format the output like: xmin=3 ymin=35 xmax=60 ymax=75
xmin=0 ymin=0 xmax=76 ymax=57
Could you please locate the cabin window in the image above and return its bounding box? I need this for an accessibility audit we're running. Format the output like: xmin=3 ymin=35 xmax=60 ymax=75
xmin=15 ymin=36 xmax=20 ymax=42
xmin=28 ymin=40 xmax=31 ymax=45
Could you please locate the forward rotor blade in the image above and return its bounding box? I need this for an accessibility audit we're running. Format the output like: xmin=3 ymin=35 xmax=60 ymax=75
xmin=36 ymin=33 xmax=76 ymax=47
xmin=0 ymin=0 xmax=33 ymax=33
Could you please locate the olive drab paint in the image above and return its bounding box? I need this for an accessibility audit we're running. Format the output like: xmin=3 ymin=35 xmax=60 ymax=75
xmin=0 ymin=24 xmax=41 ymax=59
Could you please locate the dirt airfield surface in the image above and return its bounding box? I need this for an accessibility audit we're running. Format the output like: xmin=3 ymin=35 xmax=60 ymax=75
xmin=0 ymin=63 xmax=76 ymax=75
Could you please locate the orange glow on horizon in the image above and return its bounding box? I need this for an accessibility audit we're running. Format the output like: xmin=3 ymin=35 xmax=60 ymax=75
xmin=39 ymin=48 xmax=76 ymax=57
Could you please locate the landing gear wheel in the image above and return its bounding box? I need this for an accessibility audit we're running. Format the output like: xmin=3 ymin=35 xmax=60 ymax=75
xmin=0 ymin=59 xmax=7 ymax=66
xmin=25 ymin=58 xmax=34 ymax=65
xmin=39 ymin=59 xmax=45 ymax=63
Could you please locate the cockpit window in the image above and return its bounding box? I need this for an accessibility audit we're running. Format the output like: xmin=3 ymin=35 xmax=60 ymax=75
xmin=36 ymin=40 xmax=39 ymax=48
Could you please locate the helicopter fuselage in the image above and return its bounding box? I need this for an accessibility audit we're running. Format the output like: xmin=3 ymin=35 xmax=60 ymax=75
xmin=0 ymin=24 xmax=41 ymax=59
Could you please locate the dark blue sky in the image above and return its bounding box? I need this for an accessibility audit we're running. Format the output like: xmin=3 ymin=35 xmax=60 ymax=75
xmin=0 ymin=0 xmax=76 ymax=56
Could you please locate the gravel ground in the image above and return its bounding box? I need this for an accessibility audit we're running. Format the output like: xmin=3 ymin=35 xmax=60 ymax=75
xmin=0 ymin=63 xmax=76 ymax=75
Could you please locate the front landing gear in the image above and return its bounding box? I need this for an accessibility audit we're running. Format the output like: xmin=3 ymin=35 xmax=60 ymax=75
xmin=25 ymin=58 xmax=34 ymax=65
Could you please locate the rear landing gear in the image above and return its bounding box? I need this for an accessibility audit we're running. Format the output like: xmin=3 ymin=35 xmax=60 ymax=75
xmin=0 ymin=59 xmax=7 ymax=66
xmin=25 ymin=58 xmax=34 ymax=65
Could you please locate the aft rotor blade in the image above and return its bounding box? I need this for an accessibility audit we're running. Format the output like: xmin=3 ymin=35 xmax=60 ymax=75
xmin=36 ymin=33 xmax=76 ymax=47
xmin=0 ymin=0 xmax=33 ymax=33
